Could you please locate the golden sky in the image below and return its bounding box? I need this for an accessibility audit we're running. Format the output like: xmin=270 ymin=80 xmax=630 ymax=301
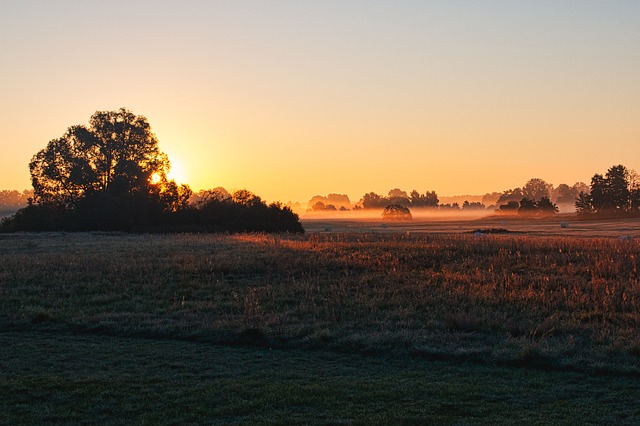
xmin=1 ymin=1 xmax=639 ymax=203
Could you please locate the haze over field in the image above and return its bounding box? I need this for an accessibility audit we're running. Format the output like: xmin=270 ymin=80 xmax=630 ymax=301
xmin=1 ymin=1 xmax=639 ymax=203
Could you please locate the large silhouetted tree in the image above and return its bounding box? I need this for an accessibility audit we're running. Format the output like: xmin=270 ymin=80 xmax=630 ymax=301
xmin=589 ymin=174 xmax=608 ymax=211
xmin=29 ymin=108 xmax=191 ymax=211
xmin=5 ymin=108 xmax=194 ymax=231
xmin=605 ymin=165 xmax=631 ymax=211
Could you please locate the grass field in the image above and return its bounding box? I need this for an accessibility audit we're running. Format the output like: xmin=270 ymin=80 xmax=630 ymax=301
xmin=1 ymin=222 xmax=640 ymax=424
xmin=2 ymin=332 xmax=639 ymax=425
xmin=302 ymin=213 xmax=640 ymax=238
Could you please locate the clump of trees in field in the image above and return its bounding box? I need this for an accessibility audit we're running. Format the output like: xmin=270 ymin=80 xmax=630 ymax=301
xmin=359 ymin=189 xmax=439 ymax=209
xmin=381 ymin=204 xmax=412 ymax=221
xmin=575 ymin=164 xmax=640 ymax=217
xmin=502 ymin=196 xmax=558 ymax=216
xmin=357 ymin=189 xmax=488 ymax=213
xmin=168 ymin=188 xmax=303 ymax=233
xmin=308 ymin=179 xmax=593 ymax=216
xmin=310 ymin=169 xmax=640 ymax=218
xmin=0 ymin=108 xmax=303 ymax=233
xmin=493 ymin=178 xmax=590 ymax=215
xmin=307 ymin=193 xmax=352 ymax=212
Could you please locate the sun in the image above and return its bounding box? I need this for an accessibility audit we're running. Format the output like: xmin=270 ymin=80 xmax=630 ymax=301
xmin=150 ymin=173 xmax=162 ymax=184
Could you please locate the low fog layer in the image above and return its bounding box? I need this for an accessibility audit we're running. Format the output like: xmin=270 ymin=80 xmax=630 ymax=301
xmin=301 ymin=207 xmax=491 ymax=221
xmin=298 ymin=179 xmax=592 ymax=218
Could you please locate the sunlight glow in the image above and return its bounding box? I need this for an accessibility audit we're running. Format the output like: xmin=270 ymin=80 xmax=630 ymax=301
xmin=1 ymin=2 xmax=639 ymax=204
xmin=167 ymin=157 xmax=188 ymax=185
xmin=150 ymin=173 xmax=162 ymax=185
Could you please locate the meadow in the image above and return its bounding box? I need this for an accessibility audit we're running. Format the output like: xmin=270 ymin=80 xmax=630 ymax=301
xmin=1 ymin=222 xmax=640 ymax=424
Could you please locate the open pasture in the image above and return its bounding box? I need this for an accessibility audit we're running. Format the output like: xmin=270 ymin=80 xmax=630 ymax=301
xmin=1 ymin=226 xmax=640 ymax=423
xmin=1 ymin=228 xmax=640 ymax=370
xmin=2 ymin=331 xmax=639 ymax=425
xmin=302 ymin=214 xmax=640 ymax=238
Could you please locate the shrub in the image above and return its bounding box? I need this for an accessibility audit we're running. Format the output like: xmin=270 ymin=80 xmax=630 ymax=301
xmin=382 ymin=204 xmax=412 ymax=221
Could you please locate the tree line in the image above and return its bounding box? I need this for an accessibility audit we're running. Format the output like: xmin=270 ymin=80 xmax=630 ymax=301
xmin=309 ymin=182 xmax=566 ymax=216
xmin=575 ymin=164 xmax=640 ymax=217
xmin=1 ymin=108 xmax=303 ymax=233
xmin=2 ymin=107 xmax=636 ymax=229
xmin=307 ymin=175 xmax=620 ymax=218
xmin=337 ymin=167 xmax=639 ymax=218
xmin=0 ymin=189 xmax=32 ymax=207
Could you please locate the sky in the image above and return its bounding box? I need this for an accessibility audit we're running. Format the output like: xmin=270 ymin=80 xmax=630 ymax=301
xmin=1 ymin=1 xmax=639 ymax=204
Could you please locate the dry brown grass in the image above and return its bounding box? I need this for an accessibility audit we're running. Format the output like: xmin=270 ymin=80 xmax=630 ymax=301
xmin=302 ymin=214 xmax=640 ymax=238
xmin=1 ymin=230 xmax=639 ymax=373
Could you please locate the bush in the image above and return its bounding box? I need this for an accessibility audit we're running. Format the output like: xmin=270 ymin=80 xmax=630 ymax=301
xmin=382 ymin=204 xmax=412 ymax=221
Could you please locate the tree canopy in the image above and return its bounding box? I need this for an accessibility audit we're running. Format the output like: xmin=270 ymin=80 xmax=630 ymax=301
xmin=306 ymin=193 xmax=351 ymax=212
xmin=495 ymin=179 xmax=587 ymax=212
xmin=522 ymin=178 xmax=553 ymax=201
xmin=576 ymin=164 xmax=640 ymax=216
xmin=517 ymin=197 xmax=558 ymax=216
xmin=360 ymin=189 xmax=438 ymax=209
xmin=29 ymin=108 xmax=190 ymax=210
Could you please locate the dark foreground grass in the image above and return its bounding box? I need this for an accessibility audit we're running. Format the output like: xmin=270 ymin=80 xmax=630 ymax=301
xmin=2 ymin=331 xmax=639 ymax=425
xmin=2 ymin=231 xmax=640 ymax=423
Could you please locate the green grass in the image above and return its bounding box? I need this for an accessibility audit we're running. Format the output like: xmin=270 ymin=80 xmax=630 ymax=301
xmin=2 ymin=331 xmax=639 ymax=425
xmin=1 ymin=231 xmax=640 ymax=423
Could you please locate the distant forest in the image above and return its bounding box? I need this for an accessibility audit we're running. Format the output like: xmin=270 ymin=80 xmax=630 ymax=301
xmin=307 ymin=179 xmax=584 ymax=215
xmin=307 ymin=165 xmax=640 ymax=218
